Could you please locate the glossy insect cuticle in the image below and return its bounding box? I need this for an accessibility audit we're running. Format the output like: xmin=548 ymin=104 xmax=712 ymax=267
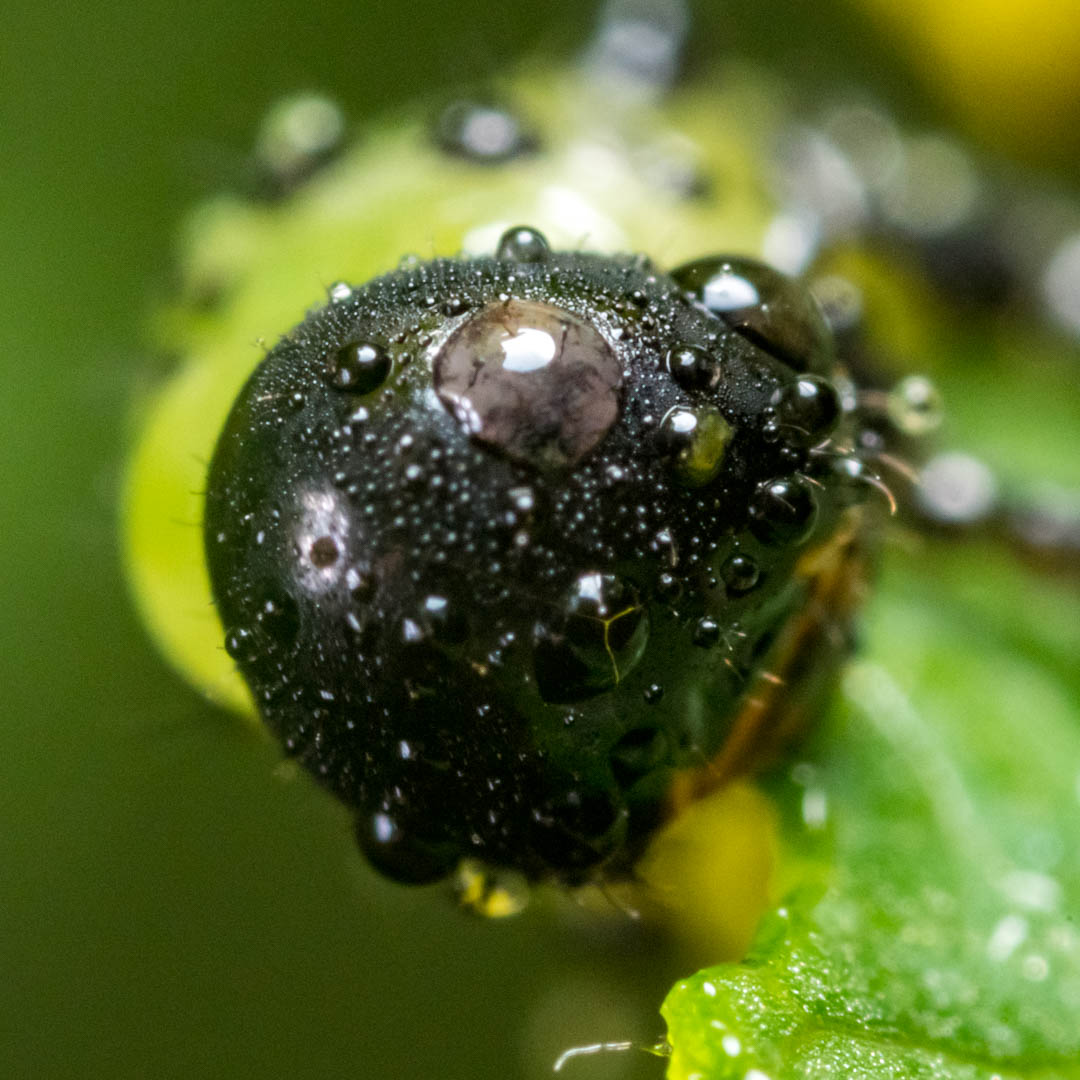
xmin=204 ymin=238 xmax=869 ymax=886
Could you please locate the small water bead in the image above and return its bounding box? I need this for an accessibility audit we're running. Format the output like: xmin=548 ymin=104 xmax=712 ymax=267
xmin=749 ymin=475 xmax=819 ymax=545
xmin=495 ymin=226 xmax=550 ymax=264
xmin=657 ymin=571 xmax=682 ymax=600
xmin=671 ymin=255 xmax=835 ymax=374
xmin=666 ymin=344 xmax=714 ymax=391
xmin=326 ymin=341 xmax=392 ymax=394
xmin=692 ymin=616 xmax=721 ymax=647
xmin=440 ymin=296 xmax=470 ymax=316
xmin=720 ymin=553 xmax=760 ymax=594
xmin=433 ymin=100 xmax=535 ymax=163
xmin=434 ymin=299 xmax=622 ymax=469
xmin=328 ymin=280 xmax=354 ymax=303
xmin=356 ymin=810 xmax=458 ymax=885
xmin=887 ymin=374 xmax=944 ymax=436
xmin=224 ymin=625 xmax=256 ymax=662
xmin=656 ymin=405 xmax=733 ymax=487
xmin=775 ymin=375 xmax=841 ymax=446
xmin=533 ymin=573 xmax=650 ymax=704
xmin=507 ymin=485 xmax=536 ymax=514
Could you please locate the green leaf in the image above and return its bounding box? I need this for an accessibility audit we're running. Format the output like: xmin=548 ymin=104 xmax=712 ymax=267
xmin=662 ymin=534 xmax=1080 ymax=1078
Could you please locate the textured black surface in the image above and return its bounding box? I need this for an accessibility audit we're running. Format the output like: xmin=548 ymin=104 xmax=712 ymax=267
xmin=204 ymin=246 xmax=863 ymax=883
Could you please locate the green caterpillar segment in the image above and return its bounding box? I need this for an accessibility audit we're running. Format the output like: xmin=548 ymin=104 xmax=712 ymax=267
xmin=122 ymin=64 xmax=786 ymax=721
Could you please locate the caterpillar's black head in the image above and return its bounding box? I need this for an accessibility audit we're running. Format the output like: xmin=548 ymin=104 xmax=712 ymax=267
xmin=205 ymin=229 xmax=866 ymax=886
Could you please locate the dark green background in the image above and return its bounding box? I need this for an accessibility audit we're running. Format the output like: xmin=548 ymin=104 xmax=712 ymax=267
xmin=0 ymin=1 xmax=1046 ymax=1077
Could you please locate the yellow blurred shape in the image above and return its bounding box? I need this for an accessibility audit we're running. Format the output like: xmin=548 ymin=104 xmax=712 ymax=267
xmin=854 ymin=0 xmax=1080 ymax=162
xmin=633 ymin=781 xmax=779 ymax=961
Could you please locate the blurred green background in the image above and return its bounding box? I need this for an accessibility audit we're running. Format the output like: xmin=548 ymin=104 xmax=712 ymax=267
xmin=2 ymin=1 xmax=1076 ymax=1077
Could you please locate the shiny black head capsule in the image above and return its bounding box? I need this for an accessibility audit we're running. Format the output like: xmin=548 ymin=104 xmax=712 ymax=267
xmin=204 ymin=232 xmax=863 ymax=886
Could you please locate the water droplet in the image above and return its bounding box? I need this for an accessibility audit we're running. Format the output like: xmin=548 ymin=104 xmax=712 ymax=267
xmin=692 ymin=616 xmax=720 ymax=647
xmin=748 ymin=475 xmax=819 ymax=545
xmin=656 ymin=405 xmax=732 ymax=487
xmin=433 ymin=100 xmax=535 ymax=163
xmin=887 ymin=374 xmax=944 ymax=436
xmin=916 ymin=451 xmax=998 ymax=525
xmin=435 ymin=300 xmax=622 ymax=469
xmin=656 ymin=571 xmax=681 ymax=600
xmin=356 ymin=810 xmax=457 ymax=885
xmin=720 ymin=553 xmax=760 ymax=594
xmin=495 ymin=225 xmax=550 ymax=264
xmin=533 ymin=573 xmax=649 ymax=703
xmin=328 ymin=280 xmax=353 ymax=303
xmin=671 ymin=255 xmax=834 ymax=373
xmin=255 ymin=93 xmax=345 ymax=191
xmin=224 ymin=625 xmax=256 ymax=662
xmin=643 ymin=683 xmax=664 ymax=704
xmin=775 ymin=375 xmax=841 ymax=446
xmin=666 ymin=344 xmax=714 ymax=391
xmin=325 ymin=341 xmax=392 ymax=394
xmin=507 ymin=485 xmax=536 ymax=513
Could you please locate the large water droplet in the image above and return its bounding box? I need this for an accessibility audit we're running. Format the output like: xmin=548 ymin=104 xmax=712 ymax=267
xmin=671 ymin=255 xmax=835 ymax=374
xmin=533 ymin=573 xmax=649 ymax=704
xmin=656 ymin=405 xmax=732 ymax=487
xmin=435 ymin=299 xmax=622 ymax=469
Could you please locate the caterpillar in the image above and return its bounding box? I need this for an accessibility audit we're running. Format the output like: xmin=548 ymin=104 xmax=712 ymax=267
xmin=122 ymin=0 xmax=1080 ymax=930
